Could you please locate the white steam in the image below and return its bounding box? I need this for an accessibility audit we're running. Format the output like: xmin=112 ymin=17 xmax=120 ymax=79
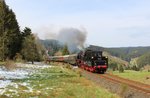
xmin=57 ymin=28 xmax=87 ymax=52
xmin=38 ymin=27 xmax=87 ymax=52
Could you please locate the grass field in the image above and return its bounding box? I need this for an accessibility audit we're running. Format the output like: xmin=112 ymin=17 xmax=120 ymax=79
xmin=112 ymin=70 xmax=150 ymax=85
xmin=0 ymin=64 xmax=119 ymax=98
xmin=0 ymin=62 xmax=4 ymax=66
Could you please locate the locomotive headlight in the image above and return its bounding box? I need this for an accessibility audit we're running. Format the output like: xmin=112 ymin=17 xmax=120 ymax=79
xmin=91 ymin=57 xmax=94 ymax=59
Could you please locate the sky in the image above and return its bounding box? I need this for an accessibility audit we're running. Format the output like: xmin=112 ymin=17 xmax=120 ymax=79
xmin=5 ymin=0 xmax=150 ymax=47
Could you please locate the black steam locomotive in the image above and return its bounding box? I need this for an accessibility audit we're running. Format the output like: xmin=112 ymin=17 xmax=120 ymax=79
xmin=76 ymin=49 xmax=108 ymax=73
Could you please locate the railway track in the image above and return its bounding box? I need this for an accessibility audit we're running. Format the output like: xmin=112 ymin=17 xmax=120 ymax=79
xmin=81 ymin=69 xmax=150 ymax=95
xmin=102 ymin=73 xmax=150 ymax=94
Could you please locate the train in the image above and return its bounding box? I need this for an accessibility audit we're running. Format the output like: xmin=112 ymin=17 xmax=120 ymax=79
xmin=48 ymin=49 xmax=108 ymax=74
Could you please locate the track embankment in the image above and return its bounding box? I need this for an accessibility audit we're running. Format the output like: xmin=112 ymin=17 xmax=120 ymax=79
xmin=81 ymin=69 xmax=150 ymax=98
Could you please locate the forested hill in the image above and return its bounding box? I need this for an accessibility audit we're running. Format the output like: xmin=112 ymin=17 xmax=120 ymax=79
xmin=86 ymin=45 xmax=150 ymax=62
xmin=105 ymin=46 xmax=150 ymax=62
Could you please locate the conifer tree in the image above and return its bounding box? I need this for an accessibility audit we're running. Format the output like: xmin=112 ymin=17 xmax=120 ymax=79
xmin=0 ymin=0 xmax=7 ymax=60
xmin=62 ymin=44 xmax=70 ymax=55
xmin=0 ymin=0 xmax=22 ymax=60
xmin=21 ymin=27 xmax=45 ymax=64
xmin=21 ymin=34 xmax=37 ymax=64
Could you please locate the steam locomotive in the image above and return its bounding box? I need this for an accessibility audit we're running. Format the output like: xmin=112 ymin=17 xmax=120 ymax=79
xmin=49 ymin=49 xmax=108 ymax=74
xmin=76 ymin=49 xmax=108 ymax=73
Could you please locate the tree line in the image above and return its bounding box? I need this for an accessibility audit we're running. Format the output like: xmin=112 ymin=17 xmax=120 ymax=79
xmin=0 ymin=1 xmax=45 ymax=63
xmin=41 ymin=39 xmax=70 ymax=56
xmin=106 ymin=47 xmax=150 ymax=62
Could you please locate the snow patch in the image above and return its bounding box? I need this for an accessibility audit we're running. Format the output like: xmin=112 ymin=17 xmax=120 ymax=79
xmin=0 ymin=62 xmax=52 ymax=95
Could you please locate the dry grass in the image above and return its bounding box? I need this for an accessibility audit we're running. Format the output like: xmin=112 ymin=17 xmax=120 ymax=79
xmin=4 ymin=60 xmax=17 ymax=70
xmin=119 ymin=84 xmax=128 ymax=96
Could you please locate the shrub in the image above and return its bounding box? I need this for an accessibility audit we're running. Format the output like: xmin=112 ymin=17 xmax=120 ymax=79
xmin=65 ymin=64 xmax=72 ymax=69
xmin=14 ymin=53 xmax=23 ymax=62
xmin=118 ymin=65 xmax=124 ymax=73
xmin=120 ymin=84 xmax=128 ymax=96
xmin=109 ymin=62 xmax=118 ymax=71
xmin=77 ymin=70 xmax=82 ymax=77
xmin=4 ymin=60 xmax=16 ymax=70
xmin=131 ymin=66 xmax=140 ymax=71
xmin=124 ymin=65 xmax=131 ymax=70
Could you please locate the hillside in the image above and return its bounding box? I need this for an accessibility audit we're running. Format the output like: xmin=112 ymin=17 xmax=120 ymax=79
xmin=88 ymin=45 xmax=150 ymax=62
xmin=105 ymin=46 xmax=150 ymax=62
xmin=136 ymin=52 xmax=150 ymax=68
xmin=103 ymin=51 xmax=129 ymax=66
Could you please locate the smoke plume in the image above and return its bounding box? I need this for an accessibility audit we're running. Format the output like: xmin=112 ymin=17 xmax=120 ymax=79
xmin=39 ymin=27 xmax=87 ymax=52
xmin=57 ymin=27 xmax=87 ymax=52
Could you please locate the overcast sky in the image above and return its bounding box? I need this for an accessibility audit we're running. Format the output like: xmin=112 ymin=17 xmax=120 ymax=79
xmin=5 ymin=0 xmax=150 ymax=47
